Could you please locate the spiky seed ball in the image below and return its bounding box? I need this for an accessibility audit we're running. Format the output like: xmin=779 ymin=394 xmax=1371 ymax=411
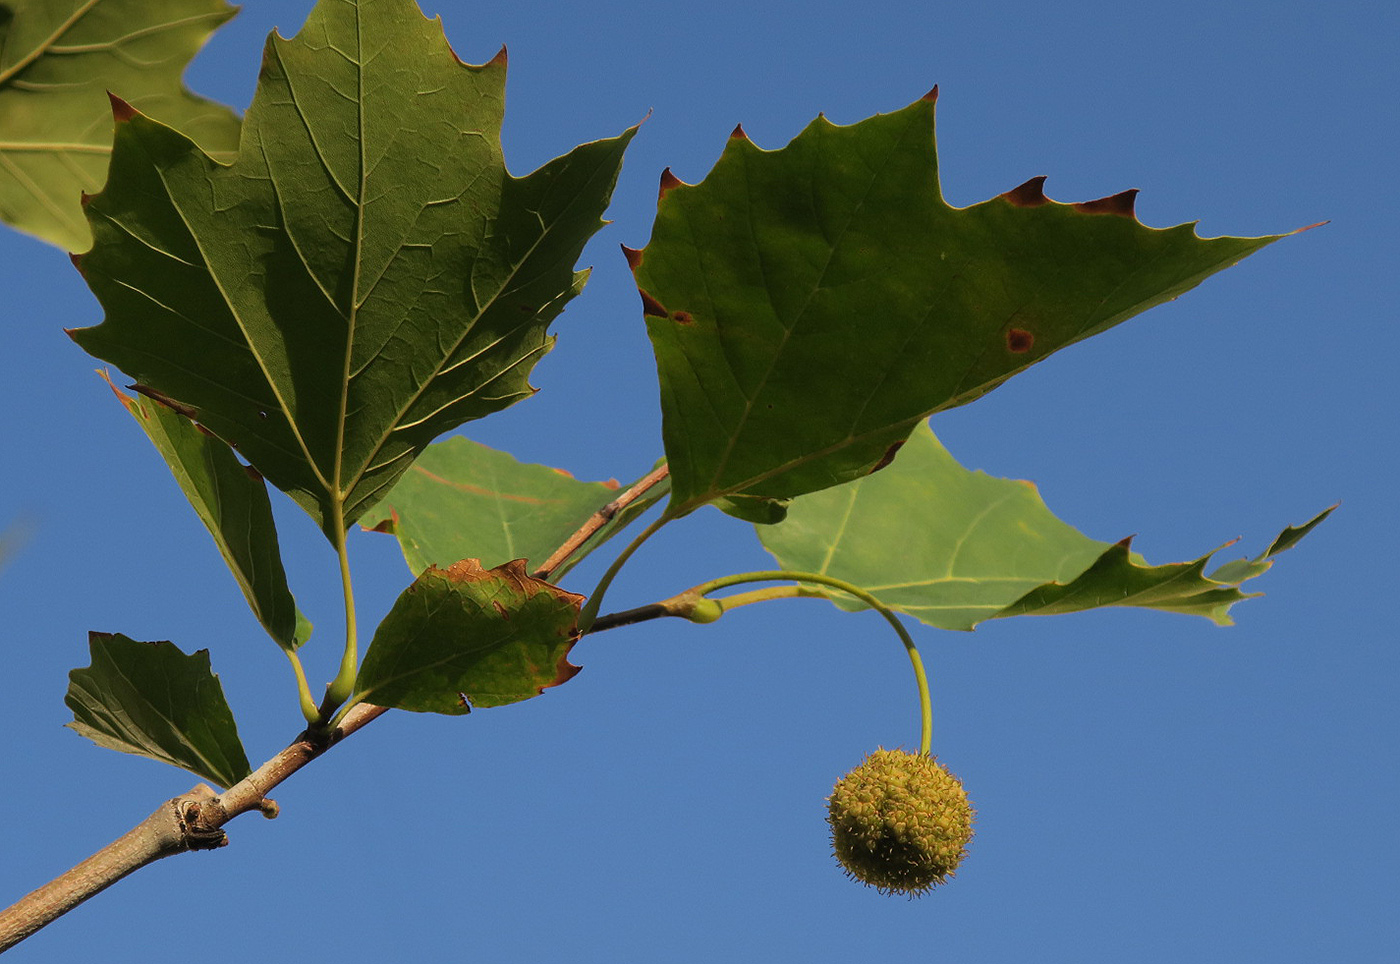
xmin=827 ymin=748 xmax=974 ymax=896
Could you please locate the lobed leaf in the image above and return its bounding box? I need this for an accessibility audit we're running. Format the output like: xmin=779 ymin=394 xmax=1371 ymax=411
xmin=366 ymin=435 xmax=665 ymax=580
xmin=0 ymin=0 xmax=241 ymax=250
xmin=66 ymin=632 xmax=251 ymax=787
xmin=354 ymin=559 xmax=583 ymax=714
xmin=759 ymin=422 xmax=1332 ymax=629
xmin=69 ymin=0 xmax=634 ymax=540
xmin=630 ymin=94 xmax=1287 ymax=517
xmin=103 ymin=373 xmax=310 ymax=650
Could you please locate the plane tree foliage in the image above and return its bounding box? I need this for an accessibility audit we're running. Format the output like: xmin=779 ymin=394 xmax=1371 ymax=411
xmin=0 ymin=0 xmax=1327 ymax=949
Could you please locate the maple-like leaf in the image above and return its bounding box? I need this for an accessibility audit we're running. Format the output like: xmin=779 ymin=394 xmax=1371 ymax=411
xmin=629 ymin=93 xmax=1291 ymax=517
xmin=69 ymin=0 xmax=634 ymax=539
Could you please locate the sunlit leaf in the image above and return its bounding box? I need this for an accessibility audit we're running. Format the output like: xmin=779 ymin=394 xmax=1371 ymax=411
xmin=103 ymin=374 xmax=309 ymax=650
xmin=354 ymin=559 xmax=583 ymax=714
xmin=66 ymin=632 xmax=251 ymax=787
xmin=366 ymin=435 xmax=664 ymax=580
xmin=69 ymin=0 xmax=633 ymax=540
xmin=630 ymin=94 xmax=1287 ymax=516
xmin=0 ymin=0 xmax=240 ymax=249
xmin=759 ymin=422 xmax=1331 ymax=629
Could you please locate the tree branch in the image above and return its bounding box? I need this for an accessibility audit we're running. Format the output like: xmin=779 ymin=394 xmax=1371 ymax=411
xmin=532 ymin=463 xmax=669 ymax=580
xmin=0 ymin=703 xmax=388 ymax=952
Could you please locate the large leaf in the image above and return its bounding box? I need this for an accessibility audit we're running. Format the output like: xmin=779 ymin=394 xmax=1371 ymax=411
xmin=629 ymin=93 xmax=1287 ymax=517
xmin=66 ymin=632 xmax=251 ymax=787
xmin=69 ymin=0 xmax=634 ymax=540
xmin=0 ymin=0 xmax=240 ymax=250
xmin=354 ymin=559 xmax=583 ymax=714
xmin=365 ymin=435 xmax=665 ymax=580
xmin=759 ymin=422 xmax=1331 ymax=629
xmin=103 ymin=374 xmax=309 ymax=651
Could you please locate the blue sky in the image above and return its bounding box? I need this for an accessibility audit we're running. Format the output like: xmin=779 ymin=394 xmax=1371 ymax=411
xmin=1 ymin=0 xmax=1394 ymax=960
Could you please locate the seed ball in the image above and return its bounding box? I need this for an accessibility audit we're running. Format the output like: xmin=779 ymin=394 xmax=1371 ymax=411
xmin=827 ymin=748 xmax=974 ymax=896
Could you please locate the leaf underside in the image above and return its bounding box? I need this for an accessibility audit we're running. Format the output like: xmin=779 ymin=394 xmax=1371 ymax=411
xmin=103 ymin=374 xmax=309 ymax=650
xmin=760 ymin=422 xmax=1332 ymax=629
xmin=66 ymin=632 xmax=251 ymax=787
xmin=69 ymin=0 xmax=634 ymax=540
xmin=631 ymin=94 xmax=1285 ymax=517
xmin=0 ymin=0 xmax=241 ymax=249
xmin=355 ymin=559 xmax=583 ymax=714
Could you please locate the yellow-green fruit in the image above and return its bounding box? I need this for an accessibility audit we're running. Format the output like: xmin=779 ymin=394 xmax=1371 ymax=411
xmin=827 ymin=748 xmax=974 ymax=895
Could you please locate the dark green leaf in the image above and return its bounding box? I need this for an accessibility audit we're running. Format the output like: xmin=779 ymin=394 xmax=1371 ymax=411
xmin=66 ymin=632 xmax=251 ymax=787
xmin=0 ymin=0 xmax=240 ymax=249
xmin=354 ymin=559 xmax=582 ymax=714
xmin=104 ymin=374 xmax=309 ymax=650
xmin=760 ymin=422 xmax=1329 ymax=629
xmin=631 ymin=95 xmax=1286 ymax=516
xmin=69 ymin=0 xmax=634 ymax=540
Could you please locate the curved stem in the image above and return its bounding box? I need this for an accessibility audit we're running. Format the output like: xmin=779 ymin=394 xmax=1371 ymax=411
xmin=576 ymin=513 xmax=671 ymax=632
xmin=284 ymin=649 xmax=320 ymax=725
xmin=698 ymin=570 xmax=933 ymax=756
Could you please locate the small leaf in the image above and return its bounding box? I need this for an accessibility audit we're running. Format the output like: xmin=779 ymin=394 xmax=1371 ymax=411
xmin=366 ymin=435 xmax=637 ymax=579
xmin=66 ymin=632 xmax=251 ymax=787
xmin=760 ymin=422 xmax=1329 ymax=629
xmin=632 ymin=95 xmax=1287 ymax=516
xmin=104 ymin=374 xmax=309 ymax=650
xmin=69 ymin=0 xmax=634 ymax=540
xmin=355 ymin=559 xmax=583 ymax=714
xmin=0 ymin=0 xmax=241 ymax=249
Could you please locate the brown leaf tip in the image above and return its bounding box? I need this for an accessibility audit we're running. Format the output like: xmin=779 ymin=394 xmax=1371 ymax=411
xmin=921 ymin=85 xmax=940 ymax=103
xmin=487 ymin=45 xmax=508 ymax=68
xmin=871 ymin=440 xmax=905 ymax=474
xmin=1002 ymin=176 xmax=1049 ymax=207
xmin=108 ymin=92 xmax=137 ymax=123
xmin=658 ymin=168 xmax=684 ymax=202
xmin=730 ymin=123 xmax=749 ymax=141
xmin=639 ymin=289 xmax=668 ymax=318
xmin=1074 ymin=189 xmax=1139 ymax=218
xmin=620 ymin=244 xmax=644 ymax=271
xmin=1006 ymin=328 xmax=1034 ymax=353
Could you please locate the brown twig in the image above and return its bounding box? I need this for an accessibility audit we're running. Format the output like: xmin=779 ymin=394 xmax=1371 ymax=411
xmin=532 ymin=463 xmax=669 ymax=580
xmin=0 ymin=703 xmax=388 ymax=953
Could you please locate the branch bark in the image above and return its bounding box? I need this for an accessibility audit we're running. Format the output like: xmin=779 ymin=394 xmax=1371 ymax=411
xmin=0 ymin=702 xmax=388 ymax=953
xmin=532 ymin=463 xmax=669 ymax=580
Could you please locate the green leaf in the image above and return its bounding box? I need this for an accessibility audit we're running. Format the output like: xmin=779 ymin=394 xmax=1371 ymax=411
xmin=354 ymin=559 xmax=583 ymax=714
xmin=66 ymin=632 xmax=251 ymax=787
xmin=102 ymin=374 xmax=310 ymax=650
xmin=68 ymin=0 xmax=634 ymax=540
xmin=630 ymin=94 xmax=1287 ymax=517
xmin=0 ymin=0 xmax=240 ymax=250
xmin=365 ymin=435 xmax=663 ymax=580
xmin=759 ymin=422 xmax=1331 ymax=629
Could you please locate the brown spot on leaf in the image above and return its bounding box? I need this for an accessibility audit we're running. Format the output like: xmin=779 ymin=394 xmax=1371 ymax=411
xmin=658 ymin=168 xmax=683 ymax=202
xmin=79 ymin=191 xmax=94 ymax=208
xmin=922 ymin=85 xmax=940 ymax=103
xmin=243 ymin=464 xmax=264 ymax=483
xmin=108 ymin=92 xmax=137 ymax=123
xmin=68 ymin=254 xmax=85 ymax=275
xmin=1074 ymin=189 xmax=1138 ymax=218
xmin=1006 ymin=328 xmax=1034 ymax=353
xmin=547 ymin=656 xmax=582 ymax=692
xmin=730 ymin=123 xmax=748 ymax=141
xmin=639 ymin=289 xmax=668 ymax=318
xmin=871 ymin=440 xmax=905 ymax=473
xmin=457 ymin=693 xmax=473 ymax=712
xmin=672 ymin=310 xmax=694 ymax=325
xmin=621 ymin=244 xmax=643 ymax=271
xmin=1001 ymin=176 xmax=1049 ymax=207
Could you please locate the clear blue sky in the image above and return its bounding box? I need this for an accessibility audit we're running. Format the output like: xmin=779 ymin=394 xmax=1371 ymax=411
xmin=1 ymin=0 xmax=1394 ymax=960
